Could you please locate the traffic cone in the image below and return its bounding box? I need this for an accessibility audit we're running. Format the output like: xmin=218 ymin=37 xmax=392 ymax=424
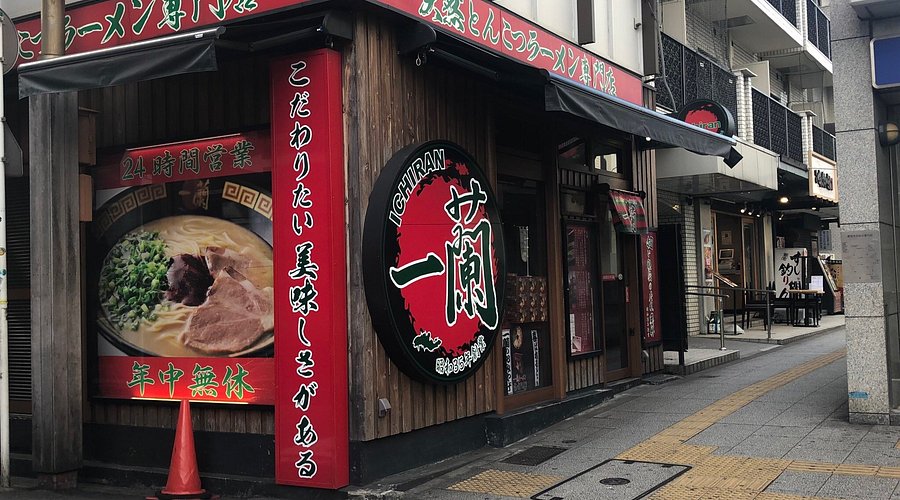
xmin=148 ymin=400 xmax=215 ymax=500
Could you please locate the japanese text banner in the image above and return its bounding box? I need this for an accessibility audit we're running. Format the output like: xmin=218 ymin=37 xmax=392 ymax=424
xmin=271 ymin=50 xmax=349 ymax=489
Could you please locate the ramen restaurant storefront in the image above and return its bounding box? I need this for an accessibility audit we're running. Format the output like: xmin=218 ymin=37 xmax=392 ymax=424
xmin=7 ymin=0 xmax=738 ymax=492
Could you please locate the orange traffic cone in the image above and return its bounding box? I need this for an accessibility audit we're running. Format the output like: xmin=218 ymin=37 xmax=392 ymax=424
xmin=148 ymin=400 xmax=215 ymax=500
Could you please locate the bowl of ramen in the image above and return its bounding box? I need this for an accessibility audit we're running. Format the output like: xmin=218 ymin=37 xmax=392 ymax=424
xmin=92 ymin=178 xmax=274 ymax=357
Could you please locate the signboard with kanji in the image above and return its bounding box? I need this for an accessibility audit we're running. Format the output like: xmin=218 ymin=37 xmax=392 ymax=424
xmin=640 ymin=232 xmax=661 ymax=344
xmin=270 ymin=49 xmax=349 ymax=489
xmin=363 ymin=141 xmax=506 ymax=385
xmin=13 ymin=0 xmax=642 ymax=106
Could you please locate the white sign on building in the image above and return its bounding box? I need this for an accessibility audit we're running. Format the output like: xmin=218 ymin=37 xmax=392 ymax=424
xmin=808 ymin=152 xmax=838 ymax=202
xmin=775 ymin=248 xmax=808 ymax=298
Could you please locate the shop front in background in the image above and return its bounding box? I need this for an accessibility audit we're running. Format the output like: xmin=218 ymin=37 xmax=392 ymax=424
xmin=711 ymin=208 xmax=764 ymax=312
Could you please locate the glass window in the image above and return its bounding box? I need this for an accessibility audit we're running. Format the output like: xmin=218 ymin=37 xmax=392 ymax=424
xmin=500 ymin=179 xmax=552 ymax=394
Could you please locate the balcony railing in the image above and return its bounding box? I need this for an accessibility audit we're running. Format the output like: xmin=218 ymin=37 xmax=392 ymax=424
xmin=806 ymin=0 xmax=831 ymax=58
xmin=658 ymin=34 xmax=738 ymax=121
xmin=751 ymin=89 xmax=804 ymax=164
xmin=812 ymin=125 xmax=836 ymax=161
xmin=767 ymin=0 xmax=798 ymax=27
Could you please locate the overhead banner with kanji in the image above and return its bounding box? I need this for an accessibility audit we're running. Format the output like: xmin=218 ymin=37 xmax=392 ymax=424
xmin=271 ymin=49 xmax=349 ymax=489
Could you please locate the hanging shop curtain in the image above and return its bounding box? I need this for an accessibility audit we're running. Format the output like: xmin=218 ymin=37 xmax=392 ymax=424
xmin=608 ymin=190 xmax=648 ymax=234
xmin=544 ymin=73 xmax=740 ymax=162
xmin=18 ymin=27 xmax=223 ymax=99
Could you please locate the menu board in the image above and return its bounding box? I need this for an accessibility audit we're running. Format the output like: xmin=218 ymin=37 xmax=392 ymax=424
xmin=566 ymin=225 xmax=596 ymax=354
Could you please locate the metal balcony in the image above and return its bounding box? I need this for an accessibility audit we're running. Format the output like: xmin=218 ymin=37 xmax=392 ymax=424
xmin=657 ymin=34 xmax=738 ymax=120
xmin=751 ymin=89 xmax=804 ymax=165
xmin=766 ymin=0 xmax=797 ymax=26
xmin=812 ymin=125 xmax=836 ymax=162
xmin=806 ymin=0 xmax=831 ymax=59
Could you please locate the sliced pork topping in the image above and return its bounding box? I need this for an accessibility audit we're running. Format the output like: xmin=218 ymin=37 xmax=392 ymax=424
xmin=180 ymin=267 xmax=274 ymax=355
xmin=205 ymin=246 xmax=250 ymax=275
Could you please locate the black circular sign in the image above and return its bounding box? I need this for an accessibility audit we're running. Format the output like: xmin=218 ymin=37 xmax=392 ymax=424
xmin=362 ymin=141 xmax=506 ymax=385
xmin=676 ymin=99 xmax=737 ymax=137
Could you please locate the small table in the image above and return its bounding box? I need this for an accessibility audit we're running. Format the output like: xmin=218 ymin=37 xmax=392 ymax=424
xmin=788 ymin=290 xmax=824 ymax=327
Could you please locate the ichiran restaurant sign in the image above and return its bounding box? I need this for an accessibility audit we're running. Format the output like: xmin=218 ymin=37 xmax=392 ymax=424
xmin=676 ymin=100 xmax=737 ymax=137
xmin=364 ymin=141 xmax=506 ymax=384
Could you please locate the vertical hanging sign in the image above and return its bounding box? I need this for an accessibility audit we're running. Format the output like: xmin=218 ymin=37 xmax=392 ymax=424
xmin=271 ymin=49 xmax=349 ymax=489
xmin=641 ymin=232 xmax=662 ymax=344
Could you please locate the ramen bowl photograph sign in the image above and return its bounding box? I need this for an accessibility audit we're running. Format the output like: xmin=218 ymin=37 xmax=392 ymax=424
xmin=90 ymin=143 xmax=276 ymax=404
xmin=363 ymin=141 xmax=506 ymax=385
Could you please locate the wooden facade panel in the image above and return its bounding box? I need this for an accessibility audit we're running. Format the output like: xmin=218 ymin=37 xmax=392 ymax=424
xmin=345 ymin=13 xmax=498 ymax=442
xmin=566 ymin=355 xmax=603 ymax=393
xmin=642 ymin=344 xmax=664 ymax=374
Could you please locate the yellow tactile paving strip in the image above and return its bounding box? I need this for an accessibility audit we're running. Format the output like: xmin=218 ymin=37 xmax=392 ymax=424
xmin=447 ymin=348 xmax=899 ymax=499
xmin=616 ymin=349 xmax=848 ymax=500
xmin=447 ymin=469 xmax=562 ymax=497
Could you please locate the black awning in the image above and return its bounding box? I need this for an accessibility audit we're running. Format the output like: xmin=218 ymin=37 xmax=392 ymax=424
xmin=18 ymin=27 xmax=223 ymax=99
xmin=544 ymin=74 xmax=739 ymax=161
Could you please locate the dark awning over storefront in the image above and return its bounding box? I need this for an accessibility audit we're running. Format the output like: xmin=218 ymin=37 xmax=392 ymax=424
xmin=18 ymin=27 xmax=223 ymax=99
xmin=544 ymin=74 xmax=740 ymax=162
xmin=608 ymin=189 xmax=648 ymax=234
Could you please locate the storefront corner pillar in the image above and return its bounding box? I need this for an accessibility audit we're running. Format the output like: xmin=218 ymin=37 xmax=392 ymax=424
xmin=28 ymin=91 xmax=83 ymax=478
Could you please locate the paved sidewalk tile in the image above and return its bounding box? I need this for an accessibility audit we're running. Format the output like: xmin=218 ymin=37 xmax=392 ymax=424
xmin=764 ymin=470 xmax=831 ymax=496
xmin=817 ymin=474 xmax=899 ymax=499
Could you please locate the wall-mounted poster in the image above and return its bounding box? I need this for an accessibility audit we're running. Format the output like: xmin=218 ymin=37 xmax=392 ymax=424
xmin=90 ymin=138 xmax=276 ymax=405
xmin=641 ymin=232 xmax=662 ymax=344
xmin=721 ymin=230 xmax=733 ymax=246
xmin=502 ymin=325 xmax=547 ymax=395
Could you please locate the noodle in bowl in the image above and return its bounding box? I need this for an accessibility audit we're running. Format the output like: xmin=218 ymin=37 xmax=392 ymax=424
xmin=98 ymin=215 xmax=274 ymax=357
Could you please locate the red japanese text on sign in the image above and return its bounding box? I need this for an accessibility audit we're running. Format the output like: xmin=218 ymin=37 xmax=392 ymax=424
xmin=14 ymin=0 xmax=642 ymax=106
xmin=93 ymin=132 xmax=272 ymax=190
xmin=99 ymin=356 xmax=275 ymax=403
xmin=641 ymin=232 xmax=661 ymax=344
xmin=271 ymin=50 xmax=349 ymax=489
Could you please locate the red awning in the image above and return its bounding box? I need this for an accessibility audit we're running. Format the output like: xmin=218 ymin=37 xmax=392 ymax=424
xmin=609 ymin=190 xmax=648 ymax=234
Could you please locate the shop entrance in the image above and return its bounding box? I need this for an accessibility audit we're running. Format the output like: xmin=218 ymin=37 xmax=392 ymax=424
xmin=713 ymin=212 xmax=761 ymax=311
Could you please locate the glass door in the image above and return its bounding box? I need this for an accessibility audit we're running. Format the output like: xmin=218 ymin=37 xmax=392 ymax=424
xmin=599 ymin=204 xmax=629 ymax=376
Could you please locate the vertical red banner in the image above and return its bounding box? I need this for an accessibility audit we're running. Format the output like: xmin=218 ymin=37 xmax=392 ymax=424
xmin=641 ymin=232 xmax=662 ymax=344
xmin=271 ymin=50 xmax=349 ymax=488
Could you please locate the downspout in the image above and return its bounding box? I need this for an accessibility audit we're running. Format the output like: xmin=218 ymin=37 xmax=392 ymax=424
xmin=42 ymin=0 xmax=66 ymax=59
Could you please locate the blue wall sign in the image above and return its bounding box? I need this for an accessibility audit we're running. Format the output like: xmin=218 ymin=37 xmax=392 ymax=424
xmin=872 ymin=36 xmax=900 ymax=89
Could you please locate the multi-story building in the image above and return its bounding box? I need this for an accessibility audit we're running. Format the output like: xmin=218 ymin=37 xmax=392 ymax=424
xmin=832 ymin=0 xmax=900 ymax=425
xmin=647 ymin=0 xmax=840 ymax=341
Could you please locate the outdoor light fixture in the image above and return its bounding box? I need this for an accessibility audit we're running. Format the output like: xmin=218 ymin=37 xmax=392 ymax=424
xmin=879 ymin=122 xmax=900 ymax=147
xmin=811 ymin=207 xmax=818 ymax=211
xmin=740 ymin=204 xmax=747 ymax=214
xmin=778 ymin=196 xmax=789 ymax=204
xmin=746 ymin=207 xmax=753 ymax=216
xmin=779 ymin=213 xmax=784 ymax=221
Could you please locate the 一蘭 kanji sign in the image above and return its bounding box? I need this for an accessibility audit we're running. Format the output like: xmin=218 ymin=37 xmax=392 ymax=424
xmin=363 ymin=141 xmax=506 ymax=385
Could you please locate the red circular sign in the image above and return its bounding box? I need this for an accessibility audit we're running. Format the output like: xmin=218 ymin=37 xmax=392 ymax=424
xmin=363 ymin=141 xmax=506 ymax=384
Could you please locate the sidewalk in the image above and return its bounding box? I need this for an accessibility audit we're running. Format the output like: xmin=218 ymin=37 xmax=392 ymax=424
xmin=355 ymin=327 xmax=900 ymax=499
xmin=5 ymin=326 xmax=893 ymax=499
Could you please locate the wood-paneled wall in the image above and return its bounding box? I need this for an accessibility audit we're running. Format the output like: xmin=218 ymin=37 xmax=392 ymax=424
xmin=344 ymin=13 xmax=498 ymax=442
xmin=643 ymin=344 xmax=664 ymax=374
xmin=566 ymin=355 xmax=604 ymax=393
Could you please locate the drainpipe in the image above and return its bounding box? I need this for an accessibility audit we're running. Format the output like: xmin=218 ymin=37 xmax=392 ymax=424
xmin=0 ymin=9 xmax=8 ymax=490
xmin=42 ymin=0 xmax=66 ymax=59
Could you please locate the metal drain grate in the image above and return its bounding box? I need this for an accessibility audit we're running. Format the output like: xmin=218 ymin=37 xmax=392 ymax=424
xmin=531 ymin=459 xmax=689 ymax=500
xmin=502 ymin=446 xmax=568 ymax=466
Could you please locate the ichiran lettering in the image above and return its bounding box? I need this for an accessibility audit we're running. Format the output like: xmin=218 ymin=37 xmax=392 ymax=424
xmin=388 ymin=148 xmax=446 ymax=226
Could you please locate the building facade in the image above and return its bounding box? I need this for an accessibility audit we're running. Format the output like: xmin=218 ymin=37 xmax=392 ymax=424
xmin=3 ymin=0 xmax=736 ymax=491
xmin=831 ymin=0 xmax=900 ymax=425
xmin=648 ymin=0 xmax=841 ymax=345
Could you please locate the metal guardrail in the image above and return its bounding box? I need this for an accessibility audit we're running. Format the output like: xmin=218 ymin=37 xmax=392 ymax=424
xmin=751 ymin=88 xmax=804 ymax=164
xmin=767 ymin=0 xmax=798 ymax=27
xmin=806 ymin=0 xmax=831 ymax=59
xmin=812 ymin=125 xmax=836 ymax=161
xmin=658 ymin=34 xmax=738 ymax=120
